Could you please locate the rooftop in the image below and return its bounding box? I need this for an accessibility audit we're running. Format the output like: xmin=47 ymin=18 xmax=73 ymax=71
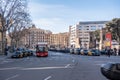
xmin=79 ymin=21 xmax=108 ymax=25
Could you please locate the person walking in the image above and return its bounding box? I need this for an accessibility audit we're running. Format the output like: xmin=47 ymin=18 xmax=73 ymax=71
xmin=107 ymin=48 xmax=111 ymax=57
xmin=4 ymin=47 xmax=8 ymax=56
xmin=114 ymin=48 xmax=117 ymax=56
xmin=118 ymin=48 xmax=120 ymax=56
xmin=106 ymin=47 xmax=110 ymax=57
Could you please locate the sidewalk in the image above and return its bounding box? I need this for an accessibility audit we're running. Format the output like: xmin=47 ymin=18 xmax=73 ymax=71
xmin=0 ymin=52 xmax=13 ymax=60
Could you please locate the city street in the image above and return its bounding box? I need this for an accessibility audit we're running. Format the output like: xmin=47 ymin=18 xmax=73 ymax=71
xmin=0 ymin=51 xmax=120 ymax=80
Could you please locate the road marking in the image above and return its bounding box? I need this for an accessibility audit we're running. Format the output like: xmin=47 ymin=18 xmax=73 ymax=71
xmin=65 ymin=64 xmax=71 ymax=68
xmin=0 ymin=60 xmax=13 ymax=64
xmin=44 ymin=76 xmax=52 ymax=80
xmin=0 ymin=65 xmax=73 ymax=71
xmin=21 ymin=66 xmax=66 ymax=70
xmin=5 ymin=74 xmax=19 ymax=80
xmin=0 ymin=67 xmax=21 ymax=70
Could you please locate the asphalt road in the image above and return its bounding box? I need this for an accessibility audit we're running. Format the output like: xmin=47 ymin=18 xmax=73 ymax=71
xmin=0 ymin=51 xmax=120 ymax=80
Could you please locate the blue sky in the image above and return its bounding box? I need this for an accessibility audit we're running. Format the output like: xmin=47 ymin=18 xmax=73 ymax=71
xmin=28 ymin=0 xmax=120 ymax=33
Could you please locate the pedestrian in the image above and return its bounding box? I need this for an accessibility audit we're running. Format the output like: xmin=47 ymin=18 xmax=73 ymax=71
xmin=4 ymin=47 xmax=8 ymax=56
xmin=36 ymin=45 xmax=39 ymax=52
xmin=118 ymin=48 xmax=120 ymax=56
xmin=106 ymin=47 xmax=111 ymax=57
xmin=114 ymin=48 xmax=117 ymax=56
xmin=107 ymin=49 xmax=111 ymax=57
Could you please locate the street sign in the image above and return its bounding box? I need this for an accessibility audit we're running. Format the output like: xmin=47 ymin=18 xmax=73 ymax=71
xmin=105 ymin=32 xmax=112 ymax=47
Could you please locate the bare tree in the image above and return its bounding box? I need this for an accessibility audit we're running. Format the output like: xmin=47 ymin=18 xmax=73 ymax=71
xmin=0 ymin=0 xmax=30 ymax=54
xmin=8 ymin=11 xmax=31 ymax=48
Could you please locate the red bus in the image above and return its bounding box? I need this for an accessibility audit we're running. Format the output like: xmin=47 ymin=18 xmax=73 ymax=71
xmin=36 ymin=42 xmax=48 ymax=57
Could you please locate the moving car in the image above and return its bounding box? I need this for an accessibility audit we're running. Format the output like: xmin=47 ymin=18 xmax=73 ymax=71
xmin=101 ymin=63 xmax=120 ymax=80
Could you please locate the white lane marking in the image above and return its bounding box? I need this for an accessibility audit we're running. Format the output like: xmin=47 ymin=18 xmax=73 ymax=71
xmin=65 ymin=64 xmax=71 ymax=68
xmin=21 ymin=66 xmax=67 ymax=70
xmin=0 ymin=65 xmax=73 ymax=71
xmin=44 ymin=76 xmax=52 ymax=80
xmin=0 ymin=60 xmax=13 ymax=64
xmin=5 ymin=74 xmax=19 ymax=80
xmin=0 ymin=67 xmax=21 ymax=70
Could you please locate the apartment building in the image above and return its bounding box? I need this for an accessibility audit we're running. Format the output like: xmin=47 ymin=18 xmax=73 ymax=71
xmin=69 ymin=25 xmax=77 ymax=48
xmin=50 ymin=32 xmax=69 ymax=49
xmin=23 ymin=25 xmax=52 ymax=48
xmin=69 ymin=21 xmax=108 ymax=49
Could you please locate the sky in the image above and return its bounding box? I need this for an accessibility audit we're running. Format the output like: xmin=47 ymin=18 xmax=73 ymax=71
xmin=28 ymin=0 xmax=120 ymax=33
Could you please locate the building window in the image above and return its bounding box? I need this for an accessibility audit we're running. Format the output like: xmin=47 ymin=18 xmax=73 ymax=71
xmin=98 ymin=25 xmax=103 ymax=30
xmin=91 ymin=26 xmax=96 ymax=30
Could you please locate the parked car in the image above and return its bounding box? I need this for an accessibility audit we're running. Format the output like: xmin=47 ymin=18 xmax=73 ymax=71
xmin=74 ymin=48 xmax=80 ymax=55
xmin=11 ymin=50 xmax=23 ymax=58
xmin=83 ymin=49 xmax=88 ymax=55
xmin=100 ymin=49 xmax=107 ymax=55
xmin=70 ymin=48 xmax=74 ymax=54
xmin=21 ymin=48 xmax=28 ymax=57
xmin=80 ymin=49 xmax=84 ymax=55
xmin=26 ymin=49 xmax=33 ymax=56
xmin=64 ymin=48 xmax=70 ymax=53
xmin=101 ymin=63 xmax=120 ymax=80
xmin=91 ymin=49 xmax=101 ymax=56
xmin=88 ymin=49 xmax=92 ymax=56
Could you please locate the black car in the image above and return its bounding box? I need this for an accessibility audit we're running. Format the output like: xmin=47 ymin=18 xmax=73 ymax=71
xmin=83 ymin=49 xmax=88 ymax=55
xmin=26 ymin=49 xmax=33 ymax=56
xmin=101 ymin=63 xmax=120 ymax=80
xmin=91 ymin=49 xmax=101 ymax=56
xmin=11 ymin=51 xmax=23 ymax=58
xmin=100 ymin=49 xmax=107 ymax=55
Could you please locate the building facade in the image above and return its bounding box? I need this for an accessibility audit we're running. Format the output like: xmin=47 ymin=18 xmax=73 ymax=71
xmin=19 ymin=25 xmax=69 ymax=49
xmin=69 ymin=21 xmax=108 ymax=49
xmin=23 ymin=25 xmax=52 ymax=48
xmin=50 ymin=32 xmax=69 ymax=49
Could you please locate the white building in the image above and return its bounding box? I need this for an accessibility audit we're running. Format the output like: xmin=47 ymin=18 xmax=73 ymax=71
xmin=69 ymin=25 xmax=77 ymax=48
xmin=69 ymin=21 xmax=108 ymax=49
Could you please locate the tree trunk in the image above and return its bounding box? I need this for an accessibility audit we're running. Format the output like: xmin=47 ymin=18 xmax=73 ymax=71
xmin=1 ymin=31 xmax=5 ymax=55
xmin=16 ymin=40 xmax=18 ymax=48
xmin=11 ymin=38 xmax=15 ymax=49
